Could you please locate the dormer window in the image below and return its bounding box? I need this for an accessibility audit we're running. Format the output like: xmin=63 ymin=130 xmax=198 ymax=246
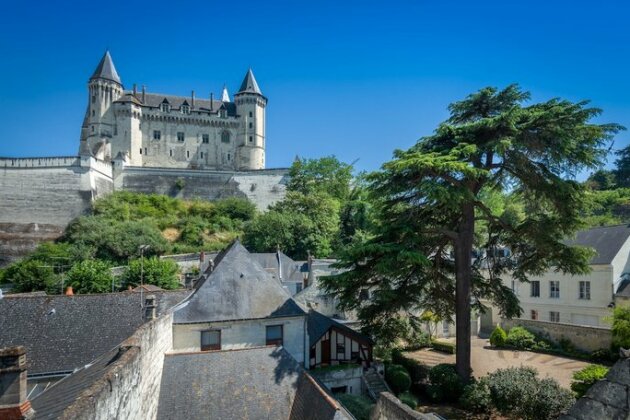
xmin=220 ymin=109 xmax=227 ymax=118
xmin=160 ymin=101 xmax=170 ymax=113
xmin=181 ymin=104 xmax=190 ymax=114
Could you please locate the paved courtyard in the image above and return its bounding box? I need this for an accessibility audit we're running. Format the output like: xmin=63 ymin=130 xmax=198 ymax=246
xmin=405 ymin=337 xmax=590 ymax=388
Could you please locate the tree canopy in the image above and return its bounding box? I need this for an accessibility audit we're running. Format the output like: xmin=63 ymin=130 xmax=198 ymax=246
xmin=322 ymin=84 xmax=623 ymax=380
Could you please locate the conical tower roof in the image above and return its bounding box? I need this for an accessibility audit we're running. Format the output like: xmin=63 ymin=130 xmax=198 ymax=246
xmin=221 ymin=84 xmax=230 ymax=102
xmin=90 ymin=50 xmax=121 ymax=84
xmin=236 ymin=68 xmax=262 ymax=95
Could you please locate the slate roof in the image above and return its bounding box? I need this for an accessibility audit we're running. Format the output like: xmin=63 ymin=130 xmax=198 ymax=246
xmin=173 ymin=241 xmax=305 ymax=324
xmin=307 ymin=310 xmax=372 ymax=345
xmin=565 ymin=224 xmax=630 ymax=265
xmin=0 ymin=291 xmax=190 ymax=375
xmin=237 ymin=68 xmax=262 ymax=95
xmin=560 ymin=356 xmax=630 ymax=420
xmin=157 ymin=347 xmax=351 ymax=420
xmin=114 ymin=92 xmax=238 ymax=116
xmin=250 ymin=251 xmax=307 ymax=283
xmin=616 ymin=279 xmax=630 ymax=297
xmin=90 ymin=50 xmax=121 ymax=84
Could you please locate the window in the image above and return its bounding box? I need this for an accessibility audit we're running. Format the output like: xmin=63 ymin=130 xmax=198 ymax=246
xmin=169 ymin=149 xmax=173 ymax=157
xmin=139 ymin=148 xmax=142 ymax=155
xmin=202 ymin=134 xmax=209 ymax=144
xmin=160 ymin=102 xmax=170 ymax=112
xmin=221 ymin=131 xmax=230 ymax=143
xmin=227 ymin=153 xmax=231 ymax=161
xmin=201 ymin=330 xmax=221 ymax=351
xmin=266 ymin=325 xmax=283 ymax=346
xmin=249 ymin=122 xmax=253 ymax=129
xmin=249 ymin=136 xmax=253 ymax=143
xmin=181 ymin=105 xmax=190 ymax=114
xmin=310 ymin=346 xmax=316 ymax=359
xmin=153 ymin=130 xmax=161 ymax=140
xmin=187 ymin=150 xmax=190 ymax=158
xmin=336 ymin=343 xmax=346 ymax=354
xmin=144 ymin=147 xmax=147 ymax=155
xmin=550 ymin=311 xmax=560 ymax=323
xmin=92 ymin=110 xmax=95 ymax=117
xmin=531 ymin=281 xmax=540 ymax=297
xmin=579 ymin=281 xmax=591 ymax=300
xmin=220 ymin=109 xmax=227 ymax=118
xmin=531 ymin=310 xmax=538 ymax=320
xmin=550 ymin=281 xmax=560 ymax=298
xmin=92 ymin=94 xmax=96 ymax=103
xmin=249 ymin=111 xmax=253 ymax=117
xmin=201 ymin=152 xmax=204 ymax=158
xmin=177 ymin=132 xmax=185 ymax=142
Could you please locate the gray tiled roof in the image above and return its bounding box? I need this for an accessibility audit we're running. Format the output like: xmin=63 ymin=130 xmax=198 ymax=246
xmin=174 ymin=241 xmax=305 ymax=324
xmin=565 ymin=224 xmax=630 ymax=265
xmin=237 ymin=68 xmax=262 ymax=95
xmin=115 ymin=92 xmax=237 ymax=116
xmin=307 ymin=310 xmax=372 ymax=345
xmin=251 ymin=251 xmax=307 ymax=283
xmin=0 ymin=291 xmax=190 ymax=375
xmin=90 ymin=51 xmax=121 ymax=84
xmin=157 ymin=347 xmax=301 ymax=420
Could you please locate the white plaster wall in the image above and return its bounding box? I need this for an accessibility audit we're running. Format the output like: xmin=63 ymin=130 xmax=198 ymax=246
xmin=611 ymin=236 xmax=630 ymax=292
xmin=172 ymin=315 xmax=307 ymax=364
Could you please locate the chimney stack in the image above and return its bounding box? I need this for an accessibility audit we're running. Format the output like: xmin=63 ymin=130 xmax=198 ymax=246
xmin=142 ymin=85 xmax=146 ymax=103
xmin=191 ymin=91 xmax=195 ymax=108
xmin=210 ymin=93 xmax=214 ymax=111
xmin=0 ymin=346 xmax=34 ymax=419
xmin=133 ymin=84 xmax=137 ymax=96
xmin=144 ymin=295 xmax=157 ymax=320
xmin=65 ymin=286 xmax=74 ymax=296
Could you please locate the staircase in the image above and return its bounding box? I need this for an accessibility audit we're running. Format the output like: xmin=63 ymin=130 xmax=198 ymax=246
xmin=363 ymin=370 xmax=391 ymax=401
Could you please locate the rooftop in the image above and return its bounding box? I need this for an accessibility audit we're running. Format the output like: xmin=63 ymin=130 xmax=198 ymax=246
xmin=566 ymin=224 xmax=630 ymax=265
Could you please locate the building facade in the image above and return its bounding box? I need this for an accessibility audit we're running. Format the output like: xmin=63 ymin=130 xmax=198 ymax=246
xmin=80 ymin=51 xmax=267 ymax=171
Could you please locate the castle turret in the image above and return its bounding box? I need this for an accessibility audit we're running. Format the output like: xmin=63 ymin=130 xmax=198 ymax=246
xmin=79 ymin=51 xmax=123 ymax=160
xmin=234 ymin=69 xmax=267 ymax=170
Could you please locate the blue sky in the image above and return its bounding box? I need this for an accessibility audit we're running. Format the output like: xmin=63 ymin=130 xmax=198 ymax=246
xmin=0 ymin=0 xmax=628 ymax=177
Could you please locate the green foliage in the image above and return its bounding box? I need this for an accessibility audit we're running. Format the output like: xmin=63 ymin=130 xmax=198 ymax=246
xmin=459 ymin=378 xmax=492 ymax=413
xmin=66 ymin=260 xmax=114 ymax=294
xmin=585 ymin=170 xmax=617 ymax=190
xmin=611 ymin=306 xmax=630 ymax=350
xmin=391 ymin=349 xmax=429 ymax=383
xmin=615 ymin=144 xmax=630 ymax=187
xmin=336 ymin=394 xmax=374 ymax=420
xmin=485 ymin=367 xmax=574 ymax=420
xmin=505 ymin=326 xmax=537 ymax=350
xmin=2 ymin=260 xmax=58 ymax=293
xmin=398 ymin=391 xmax=418 ymax=409
xmin=122 ymin=257 xmax=180 ymax=290
xmin=571 ymin=364 xmax=609 ymax=398
xmin=581 ymin=188 xmax=630 ymax=227
xmin=589 ymin=348 xmax=618 ymax=363
xmin=213 ymin=197 xmax=257 ymax=222
xmin=288 ymin=155 xmax=353 ymax=201
xmin=431 ymin=340 xmax=456 ymax=354
xmin=489 ymin=325 xmax=507 ymax=347
xmin=385 ymin=364 xmax=411 ymax=394
xmin=427 ymin=364 xmax=464 ymax=402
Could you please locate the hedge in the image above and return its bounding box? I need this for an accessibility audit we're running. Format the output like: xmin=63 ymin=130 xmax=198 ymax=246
xmin=431 ymin=339 xmax=456 ymax=354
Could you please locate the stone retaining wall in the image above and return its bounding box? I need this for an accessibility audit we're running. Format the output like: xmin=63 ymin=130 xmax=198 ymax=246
xmin=370 ymin=392 xmax=433 ymax=420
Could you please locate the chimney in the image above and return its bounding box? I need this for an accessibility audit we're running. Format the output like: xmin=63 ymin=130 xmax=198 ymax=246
xmin=144 ymin=295 xmax=157 ymax=320
xmin=0 ymin=346 xmax=34 ymax=419
xmin=191 ymin=91 xmax=195 ymax=108
xmin=133 ymin=83 xmax=137 ymax=96
xmin=142 ymin=85 xmax=146 ymax=103
xmin=65 ymin=286 xmax=74 ymax=296
xmin=210 ymin=93 xmax=214 ymax=111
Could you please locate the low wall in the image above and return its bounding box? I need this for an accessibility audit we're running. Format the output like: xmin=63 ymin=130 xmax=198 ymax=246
xmin=500 ymin=318 xmax=612 ymax=353
xmin=56 ymin=312 xmax=173 ymax=420
xmin=370 ymin=393 xmax=433 ymax=420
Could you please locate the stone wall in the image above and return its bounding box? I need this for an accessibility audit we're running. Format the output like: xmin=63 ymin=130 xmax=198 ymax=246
xmin=501 ymin=318 xmax=612 ymax=353
xmin=57 ymin=312 xmax=173 ymax=420
xmin=310 ymin=365 xmax=364 ymax=395
xmin=370 ymin=392 xmax=433 ymax=420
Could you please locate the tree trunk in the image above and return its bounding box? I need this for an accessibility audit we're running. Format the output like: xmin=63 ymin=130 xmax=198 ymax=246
xmin=454 ymin=202 xmax=474 ymax=382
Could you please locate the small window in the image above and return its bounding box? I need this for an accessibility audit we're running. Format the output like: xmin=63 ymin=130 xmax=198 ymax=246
xmin=309 ymin=347 xmax=316 ymax=359
xmin=92 ymin=110 xmax=95 ymax=117
xmin=550 ymin=281 xmax=560 ymax=299
xmin=336 ymin=343 xmax=345 ymax=354
xmin=201 ymin=330 xmax=221 ymax=351
xmin=531 ymin=281 xmax=540 ymax=297
xmin=202 ymin=134 xmax=209 ymax=144
xmin=531 ymin=310 xmax=538 ymax=320
xmin=221 ymin=131 xmax=230 ymax=143
xmin=266 ymin=325 xmax=283 ymax=346
xmin=144 ymin=147 xmax=147 ymax=155
xmin=579 ymin=281 xmax=591 ymax=300
xmin=169 ymin=149 xmax=173 ymax=157
xmin=139 ymin=148 xmax=142 ymax=155
xmin=161 ymin=102 xmax=170 ymax=112
xmin=92 ymin=95 xmax=96 ymax=103
xmin=227 ymin=153 xmax=231 ymax=161
xmin=249 ymin=136 xmax=253 ymax=143
xmin=550 ymin=311 xmax=560 ymax=323
xmin=187 ymin=150 xmax=190 ymax=158
xmin=249 ymin=122 xmax=253 ymax=129
xmin=177 ymin=132 xmax=185 ymax=142
xmin=220 ymin=109 xmax=227 ymax=118
xmin=249 ymin=111 xmax=253 ymax=117
xmin=181 ymin=105 xmax=190 ymax=114
xmin=153 ymin=130 xmax=161 ymax=140
xmin=201 ymin=152 xmax=204 ymax=158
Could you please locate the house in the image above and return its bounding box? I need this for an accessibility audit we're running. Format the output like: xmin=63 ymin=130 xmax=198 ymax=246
xmin=250 ymin=250 xmax=308 ymax=295
xmin=499 ymin=224 xmax=630 ymax=327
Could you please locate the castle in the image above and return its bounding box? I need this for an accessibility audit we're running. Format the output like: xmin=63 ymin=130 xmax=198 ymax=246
xmin=80 ymin=51 xmax=267 ymax=171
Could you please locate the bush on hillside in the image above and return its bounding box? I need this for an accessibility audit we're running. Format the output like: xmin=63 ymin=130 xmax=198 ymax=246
xmin=571 ymin=364 xmax=609 ymax=398
xmin=122 ymin=257 xmax=180 ymax=290
xmin=505 ymin=326 xmax=537 ymax=350
xmin=427 ymin=364 xmax=464 ymax=402
xmin=489 ymin=325 xmax=507 ymax=347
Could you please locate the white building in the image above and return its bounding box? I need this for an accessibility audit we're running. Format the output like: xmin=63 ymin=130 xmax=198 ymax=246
xmin=503 ymin=224 xmax=630 ymax=327
xmin=80 ymin=51 xmax=267 ymax=171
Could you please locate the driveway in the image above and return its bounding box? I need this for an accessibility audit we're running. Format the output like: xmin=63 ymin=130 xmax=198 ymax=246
xmin=404 ymin=337 xmax=590 ymax=388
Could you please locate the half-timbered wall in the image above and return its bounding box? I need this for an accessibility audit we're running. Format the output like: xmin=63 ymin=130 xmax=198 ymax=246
xmin=309 ymin=327 xmax=371 ymax=368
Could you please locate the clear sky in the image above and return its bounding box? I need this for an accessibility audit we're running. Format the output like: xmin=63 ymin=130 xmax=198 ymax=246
xmin=0 ymin=0 xmax=628 ymax=176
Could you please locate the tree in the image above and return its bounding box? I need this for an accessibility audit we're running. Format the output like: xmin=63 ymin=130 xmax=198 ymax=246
xmin=322 ymin=85 xmax=622 ymax=381
xmin=2 ymin=260 xmax=59 ymax=293
xmin=585 ymin=169 xmax=616 ymax=190
xmin=288 ymin=156 xmax=353 ymax=201
xmin=614 ymin=144 xmax=630 ymax=187
xmin=122 ymin=257 xmax=180 ymax=290
xmin=611 ymin=306 xmax=630 ymax=350
xmin=66 ymin=260 xmax=115 ymax=293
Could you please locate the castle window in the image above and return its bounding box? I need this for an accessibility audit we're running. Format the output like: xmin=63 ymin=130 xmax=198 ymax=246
xmin=221 ymin=132 xmax=230 ymax=144
xmin=249 ymin=122 xmax=253 ymax=129
xmin=169 ymin=149 xmax=173 ymax=157
xmin=249 ymin=136 xmax=253 ymax=143
xmin=160 ymin=102 xmax=170 ymax=113
xmin=187 ymin=151 xmax=190 ymax=158
xmin=227 ymin=153 xmax=231 ymax=161
xmin=181 ymin=105 xmax=190 ymax=114
xmin=139 ymin=148 xmax=142 ymax=155
xmin=153 ymin=130 xmax=161 ymax=140
xmin=202 ymin=134 xmax=209 ymax=144
xmin=201 ymin=152 xmax=204 ymax=158
xmin=92 ymin=95 xmax=96 ymax=103
xmin=220 ymin=109 xmax=227 ymax=118
xmin=249 ymin=111 xmax=253 ymax=117
xmin=92 ymin=110 xmax=95 ymax=117
xmin=177 ymin=132 xmax=185 ymax=142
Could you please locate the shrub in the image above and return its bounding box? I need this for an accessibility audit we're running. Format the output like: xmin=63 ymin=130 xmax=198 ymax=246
xmin=427 ymin=364 xmax=464 ymax=402
xmin=525 ymin=378 xmax=574 ymax=419
xmin=505 ymin=326 xmax=537 ymax=350
xmin=459 ymin=378 xmax=492 ymax=413
xmin=431 ymin=339 xmax=455 ymax=354
xmin=122 ymin=257 xmax=180 ymax=289
xmin=398 ymin=391 xmax=418 ymax=409
xmin=66 ymin=260 xmax=114 ymax=294
xmin=404 ymin=329 xmax=431 ymax=350
xmin=489 ymin=325 xmax=507 ymax=347
xmin=611 ymin=307 xmax=630 ymax=350
xmin=2 ymin=259 xmax=58 ymax=294
xmin=336 ymin=394 xmax=374 ymax=420
xmin=385 ymin=364 xmax=411 ymax=394
xmin=571 ymin=364 xmax=609 ymax=398
xmin=589 ymin=348 xmax=618 ymax=363
xmin=391 ymin=349 xmax=429 ymax=383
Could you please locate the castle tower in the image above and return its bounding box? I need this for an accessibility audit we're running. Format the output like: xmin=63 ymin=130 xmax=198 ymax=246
xmin=234 ymin=69 xmax=267 ymax=170
xmin=79 ymin=51 xmax=123 ymax=160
